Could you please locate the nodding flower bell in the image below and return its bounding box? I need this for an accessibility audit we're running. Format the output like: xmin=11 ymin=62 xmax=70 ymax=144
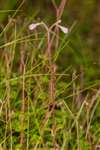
xmin=28 ymin=23 xmax=41 ymax=30
xmin=57 ymin=25 xmax=69 ymax=34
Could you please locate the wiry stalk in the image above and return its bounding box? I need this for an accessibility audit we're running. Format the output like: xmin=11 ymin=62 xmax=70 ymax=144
xmin=19 ymin=43 xmax=25 ymax=147
xmin=4 ymin=53 xmax=12 ymax=149
xmin=51 ymin=1 xmax=68 ymax=147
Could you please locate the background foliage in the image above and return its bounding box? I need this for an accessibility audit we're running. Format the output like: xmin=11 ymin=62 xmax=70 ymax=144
xmin=0 ymin=0 xmax=100 ymax=149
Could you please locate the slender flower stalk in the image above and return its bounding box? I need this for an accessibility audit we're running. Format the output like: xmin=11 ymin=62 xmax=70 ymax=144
xmin=28 ymin=20 xmax=68 ymax=147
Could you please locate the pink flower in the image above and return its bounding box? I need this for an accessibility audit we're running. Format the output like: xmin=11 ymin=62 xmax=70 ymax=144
xmin=29 ymin=23 xmax=40 ymax=30
xmin=57 ymin=25 xmax=69 ymax=34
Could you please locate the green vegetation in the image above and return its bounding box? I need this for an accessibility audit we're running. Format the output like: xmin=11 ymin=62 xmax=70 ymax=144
xmin=0 ymin=0 xmax=100 ymax=149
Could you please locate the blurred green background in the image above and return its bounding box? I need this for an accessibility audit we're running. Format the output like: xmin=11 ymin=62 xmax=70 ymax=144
xmin=0 ymin=1 xmax=100 ymax=149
